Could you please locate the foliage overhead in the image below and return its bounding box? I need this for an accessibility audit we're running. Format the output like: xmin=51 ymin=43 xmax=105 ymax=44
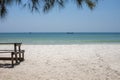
xmin=0 ymin=0 xmax=98 ymax=18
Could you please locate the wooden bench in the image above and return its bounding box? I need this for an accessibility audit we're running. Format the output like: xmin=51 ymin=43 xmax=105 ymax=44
xmin=0 ymin=43 xmax=25 ymax=67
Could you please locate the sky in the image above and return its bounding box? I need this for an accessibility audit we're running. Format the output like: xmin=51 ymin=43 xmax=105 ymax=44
xmin=0 ymin=0 xmax=120 ymax=32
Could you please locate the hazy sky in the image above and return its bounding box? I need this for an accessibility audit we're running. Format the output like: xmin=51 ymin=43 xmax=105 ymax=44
xmin=0 ymin=0 xmax=120 ymax=32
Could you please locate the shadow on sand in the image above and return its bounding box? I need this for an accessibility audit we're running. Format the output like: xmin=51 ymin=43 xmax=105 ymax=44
xmin=0 ymin=63 xmax=13 ymax=68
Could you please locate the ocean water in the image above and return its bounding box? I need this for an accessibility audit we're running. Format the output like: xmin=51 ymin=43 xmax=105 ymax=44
xmin=0 ymin=33 xmax=120 ymax=44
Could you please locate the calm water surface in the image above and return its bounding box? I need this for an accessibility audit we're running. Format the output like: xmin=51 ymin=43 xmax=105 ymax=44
xmin=0 ymin=33 xmax=120 ymax=44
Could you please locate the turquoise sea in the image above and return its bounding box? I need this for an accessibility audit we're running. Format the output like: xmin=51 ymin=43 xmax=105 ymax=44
xmin=0 ymin=33 xmax=120 ymax=44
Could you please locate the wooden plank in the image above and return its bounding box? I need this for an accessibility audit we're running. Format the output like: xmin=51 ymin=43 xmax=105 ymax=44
xmin=0 ymin=50 xmax=24 ymax=53
xmin=0 ymin=57 xmax=23 ymax=60
xmin=0 ymin=51 xmax=11 ymax=53
xmin=0 ymin=50 xmax=13 ymax=51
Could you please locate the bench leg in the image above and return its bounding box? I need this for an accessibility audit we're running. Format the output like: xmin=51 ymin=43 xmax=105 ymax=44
xmin=19 ymin=52 xmax=21 ymax=61
xmin=15 ymin=52 xmax=19 ymax=64
xmin=22 ymin=51 xmax=24 ymax=61
xmin=20 ymin=50 xmax=25 ymax=61
xmin=11 ymin=52 xmax=14 ymax=67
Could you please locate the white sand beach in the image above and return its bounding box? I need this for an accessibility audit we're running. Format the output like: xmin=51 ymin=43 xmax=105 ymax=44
xmin=0 ymin=44 xmax=120 ymax=80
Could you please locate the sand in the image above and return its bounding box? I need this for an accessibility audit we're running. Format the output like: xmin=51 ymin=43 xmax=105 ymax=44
xmin=0 ymin=44 xmax=120 ymax=80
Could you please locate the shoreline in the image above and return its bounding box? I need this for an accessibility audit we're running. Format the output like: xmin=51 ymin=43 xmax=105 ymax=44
xmin=21 ymin=43 xmax=120 ymax=46
xmin=0 ymin=44 xmax=120 ymax=80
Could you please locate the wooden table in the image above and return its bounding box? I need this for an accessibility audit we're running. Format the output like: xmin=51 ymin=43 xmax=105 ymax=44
xmin=0 ymin=43 xmax=24 ymax=67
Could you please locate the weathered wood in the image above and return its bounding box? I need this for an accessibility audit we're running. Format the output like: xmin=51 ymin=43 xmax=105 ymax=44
xmin=0 ymin=57 xmax=21 ymax=60
xmin=0 ymin=57 xmax=24 ymax=60
xmin=0 ymin=43 xmax=25 ymax=68
xmin=0 ymin=50 xmax=24 ymax=53
xmin=19 ymin=50 xmax=25 ymax=61
xmin=11 ymin=52 xmax=14 ymax=67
